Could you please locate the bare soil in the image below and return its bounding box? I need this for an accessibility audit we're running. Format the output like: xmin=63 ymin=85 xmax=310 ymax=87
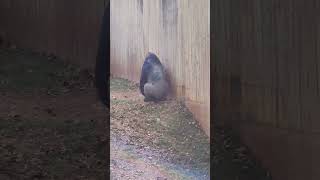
xmin=0 ymin=48 xmax=272 ymax=180
xmin=0 ymin=48 xmax=107 ymax=179
xmin=110 ymin=78 xmax=210 ymax=180
xmin=110 ymin=79 xmax=272 ymax=180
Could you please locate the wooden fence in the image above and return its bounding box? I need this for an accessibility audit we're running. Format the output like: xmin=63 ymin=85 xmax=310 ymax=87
xmin=0 ymin=0 xmax=109 ymax=68
xmin=0 ymin=0 xmax=210 ymax=136
xmin=110 ymin=0 xmax=210 ymax=136
xmin=212 ymin=0 xmax=320 ymax=179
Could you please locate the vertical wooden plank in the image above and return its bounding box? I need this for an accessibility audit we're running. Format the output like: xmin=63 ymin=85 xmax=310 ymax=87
xmin=110 ymin=0 xmax=210 ymax=136
xmin=0 ymin=0 xmax=104 ymax=68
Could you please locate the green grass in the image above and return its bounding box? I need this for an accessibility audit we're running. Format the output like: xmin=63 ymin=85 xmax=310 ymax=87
xmin=110 ymin=77 xmax=137 ymax=92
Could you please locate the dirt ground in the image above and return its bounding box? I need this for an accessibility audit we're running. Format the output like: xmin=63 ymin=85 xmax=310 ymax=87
xmin=110 ymin=78 xmax=210 ymax=180
xmin=109 ymin=78 xmax=273 ymax=180
xmin=0 ymin=48 xmax=272 ymax=180
xmin=0 ymin=48 xmax=107 ymax=179
xmin=109 ymin=80 xmax=273 ymax=180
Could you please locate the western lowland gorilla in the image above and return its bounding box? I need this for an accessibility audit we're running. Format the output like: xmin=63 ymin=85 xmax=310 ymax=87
xmin=95 ymin=2 xmax=110 ymax=107
xmin=140 ymin=52 xmax=170 ymax=102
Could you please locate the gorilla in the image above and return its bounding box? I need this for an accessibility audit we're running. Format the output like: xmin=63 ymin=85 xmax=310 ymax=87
xmin=140 ymin=52 xmax=169 ymax=102
xmin=95 ymin=2 xmax=110 ymax=107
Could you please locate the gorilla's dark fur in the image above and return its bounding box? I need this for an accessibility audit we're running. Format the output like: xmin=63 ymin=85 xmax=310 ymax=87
xmin=95 ymin=3 xmax=110 ymax=107
xmin=140 ymin=52 xmax=169 ymax=102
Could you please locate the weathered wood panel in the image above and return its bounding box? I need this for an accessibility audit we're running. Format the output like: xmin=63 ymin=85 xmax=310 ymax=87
xmin=0 ymin=0 xmax=108 ymax=68
xmin=212 ymin=0 xmax=320 ymax=179
xmin=110 ymin=0 xmax=210 ymax=136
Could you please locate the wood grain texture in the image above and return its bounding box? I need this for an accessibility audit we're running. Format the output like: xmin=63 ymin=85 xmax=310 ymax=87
xmin=110 ymin=0 xmax=210 ymax=136
xmin=212 ymin=0 xmax=320 ymax=132
xmin=0 ymin=0 xmax=109 ymax=68
xmin=212 ymin=0 xmax=320 ymax=179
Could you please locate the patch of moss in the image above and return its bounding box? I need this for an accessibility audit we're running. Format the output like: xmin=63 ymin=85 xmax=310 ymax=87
xmin=110 ymin=78 xmax=138 ymax=91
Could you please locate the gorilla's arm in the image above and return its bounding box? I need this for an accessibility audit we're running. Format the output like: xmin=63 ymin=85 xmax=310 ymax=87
xmin=139 ymin=62 xmax=152 ymax=95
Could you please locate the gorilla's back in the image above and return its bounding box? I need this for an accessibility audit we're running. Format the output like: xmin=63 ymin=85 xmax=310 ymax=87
xmin=148 ymin=65 xmax=164 ymax=82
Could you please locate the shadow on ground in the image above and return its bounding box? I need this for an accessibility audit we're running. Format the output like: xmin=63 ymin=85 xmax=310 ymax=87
xmin=0 ymin=48 xmax=107 ymax=179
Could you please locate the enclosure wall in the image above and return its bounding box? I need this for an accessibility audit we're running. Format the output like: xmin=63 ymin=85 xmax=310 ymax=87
xmin=110 ymin=0 xmax=210 ymax=136
xmin=0 ymin=0 xmax=109 ymax=69
xmin=212 ymin=0 xmax=320 ymax=180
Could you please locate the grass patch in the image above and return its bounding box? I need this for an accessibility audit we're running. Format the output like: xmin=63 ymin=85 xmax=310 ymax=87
xmin=110 ymin=78 xmax=137 ymax=92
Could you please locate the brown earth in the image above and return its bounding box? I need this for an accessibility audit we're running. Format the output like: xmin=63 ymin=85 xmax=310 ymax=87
xmin=0 ymin=88 xmax=108 ymax=180
xmin=0 ymin=48 xmax=273 ymax=180
xmin=110 ymin=78 xmax=210 ymax=180
xmin=0 ymin=48 xmax=108 ymax=179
